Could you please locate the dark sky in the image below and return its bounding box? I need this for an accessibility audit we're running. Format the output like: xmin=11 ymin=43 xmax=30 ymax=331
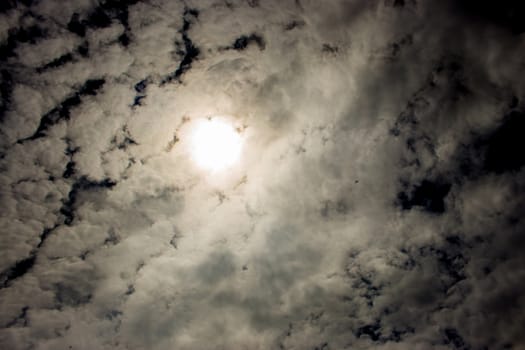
xmin=1 ymin=0 xmax=525 ymax=349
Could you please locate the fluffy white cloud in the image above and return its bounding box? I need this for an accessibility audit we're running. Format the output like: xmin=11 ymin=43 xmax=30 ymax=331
xmin=1 ymin=0 xmax=524 ymax=349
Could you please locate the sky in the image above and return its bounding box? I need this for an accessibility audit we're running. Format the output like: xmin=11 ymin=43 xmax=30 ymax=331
xmin=1 ymin=0 xmax=525 ymax=349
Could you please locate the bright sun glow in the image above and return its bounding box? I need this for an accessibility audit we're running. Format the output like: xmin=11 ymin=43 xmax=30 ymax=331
xmin=191 ymin=118 xmax=242 ymax=172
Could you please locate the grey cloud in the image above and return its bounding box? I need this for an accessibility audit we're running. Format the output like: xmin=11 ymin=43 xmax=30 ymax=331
xmin=1 ymin=0 xmax=524 ymax=349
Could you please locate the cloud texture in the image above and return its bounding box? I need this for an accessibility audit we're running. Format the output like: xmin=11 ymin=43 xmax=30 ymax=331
xmin=1 ymin=0 xmax=525 ymax=349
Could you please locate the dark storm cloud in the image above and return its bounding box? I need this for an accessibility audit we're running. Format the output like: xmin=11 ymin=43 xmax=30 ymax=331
xmin=1 ymin=0 xmax=524 ymax=349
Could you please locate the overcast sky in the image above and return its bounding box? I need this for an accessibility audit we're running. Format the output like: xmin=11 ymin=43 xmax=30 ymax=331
xmin=1 ymin=0 xmax=525 ymax=349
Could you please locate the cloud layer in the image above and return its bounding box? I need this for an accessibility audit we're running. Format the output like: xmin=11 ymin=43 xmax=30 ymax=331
xmin=1 ymin=0 xmax=524 ymax=349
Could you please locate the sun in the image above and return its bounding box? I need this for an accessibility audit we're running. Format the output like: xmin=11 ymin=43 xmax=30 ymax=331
xmin=190 ymin=118 xmax=243 ymax=172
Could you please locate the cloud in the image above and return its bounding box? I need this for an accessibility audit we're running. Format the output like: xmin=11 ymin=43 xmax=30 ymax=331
xmin=0 ymin=0 xmax=524 ymax=349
